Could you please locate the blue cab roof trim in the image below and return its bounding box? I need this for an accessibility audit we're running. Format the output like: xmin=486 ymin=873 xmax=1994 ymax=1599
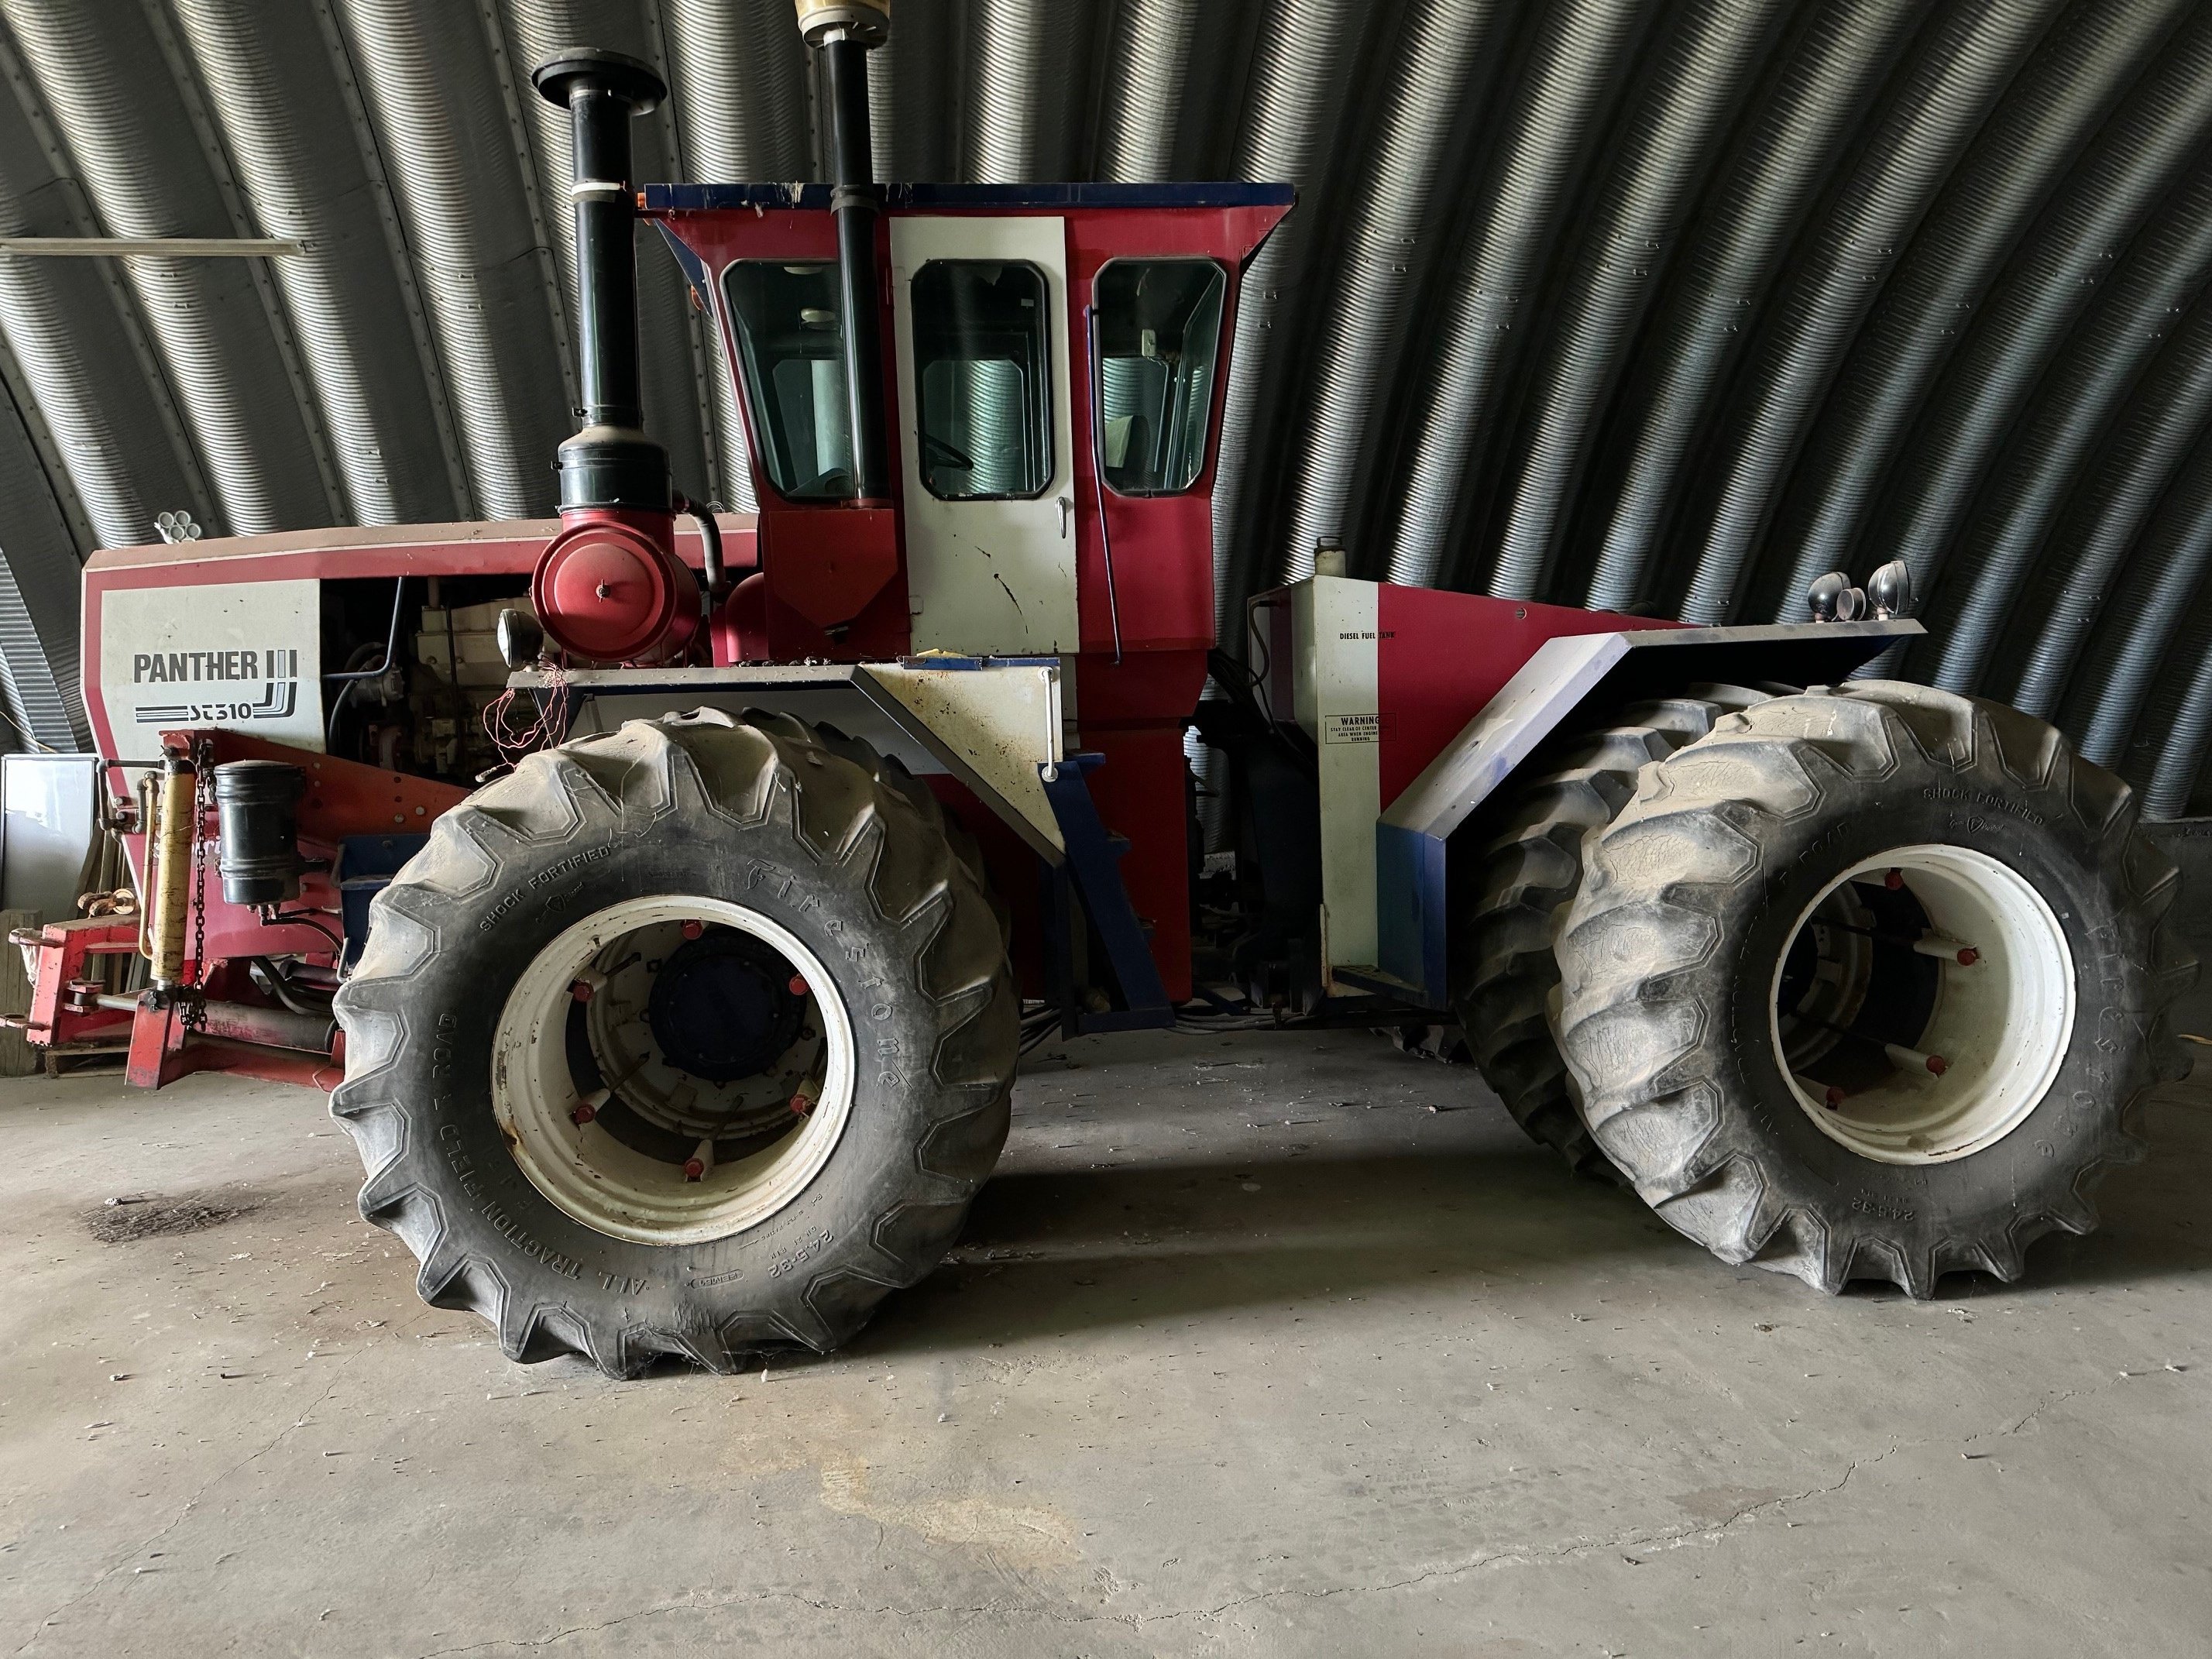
xmin=643 ymin=181 xmax=1297 ymax=212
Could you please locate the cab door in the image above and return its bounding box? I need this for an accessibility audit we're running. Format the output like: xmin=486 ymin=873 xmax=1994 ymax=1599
xmin=888 ymin=215 xmax=1077 ymax=656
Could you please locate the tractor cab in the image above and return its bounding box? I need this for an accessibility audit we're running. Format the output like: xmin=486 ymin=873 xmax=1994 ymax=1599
xmin=645 ymin=183 xmax=1290 ymax=671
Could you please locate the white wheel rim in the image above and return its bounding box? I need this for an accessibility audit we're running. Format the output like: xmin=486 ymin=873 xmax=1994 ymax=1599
xmin=492 ymin=895 xmax=855 ymax=1245
xmin=1769 ymin=844 xmax=2074 ymax=1166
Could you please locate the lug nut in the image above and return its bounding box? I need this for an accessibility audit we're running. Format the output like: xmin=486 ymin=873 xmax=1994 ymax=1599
xmin=1884 ymin=867 xmax=1905 ymax=890
xmin=1884 ymin=1042 xmax=1949 ymax=1077
xmin=1911 ymin=936 xmax=1980 ymax=966
xmin=788 ymin=974 xmax=809 ymax=998
xmin=683 ymin=1138 xmax=713 ymax=1182
xmin=790 ymin=1091 xmax=814 ymax=1116
xmin=681 ymin=919 xmax=705 ymax=940
xmin=569 ymin=1085 xmax=610 ymax=1127
xmin=1795 ymin=1073 xmax=1846 ymax=1111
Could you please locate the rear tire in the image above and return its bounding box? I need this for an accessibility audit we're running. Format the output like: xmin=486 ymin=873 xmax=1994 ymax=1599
xmin=1554 ymin=682 xmax=2194 ymax=1296
xmin=331 ymin=710 xmax=1017 ymax=1375
xmin=1450 ymin=685 xmax=1767 ymax=1176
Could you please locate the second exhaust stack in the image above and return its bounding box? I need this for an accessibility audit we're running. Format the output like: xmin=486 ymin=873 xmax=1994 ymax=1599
xmin=797 ymin=0 xmax=891 ymax=503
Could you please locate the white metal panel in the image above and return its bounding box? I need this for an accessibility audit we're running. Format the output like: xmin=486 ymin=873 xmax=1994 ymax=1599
xmin=861 ymin=660 xmax=1065 ymax=854
xmin=1290 ymin=575 xmax=1380 ymax=986
xmin=888 ymin=215 xmax=1077 ymax=655
xmin=0 ymin=754 xmax=101 ymax=919
xmin=98 ymin=578 xmax=325 ymax=752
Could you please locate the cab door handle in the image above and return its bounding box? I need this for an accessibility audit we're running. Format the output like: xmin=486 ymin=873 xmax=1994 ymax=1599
xmin=1057 ymin=495 xmax=1073 ymax=538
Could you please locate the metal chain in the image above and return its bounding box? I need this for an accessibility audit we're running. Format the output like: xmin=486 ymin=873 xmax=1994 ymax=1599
xmin=184 ymin=741 xmax=212 ymax=1029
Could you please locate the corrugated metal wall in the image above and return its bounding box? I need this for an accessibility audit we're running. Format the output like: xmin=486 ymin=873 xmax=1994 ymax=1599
xmin=2 ymin=0 xmax=2211 ymax=813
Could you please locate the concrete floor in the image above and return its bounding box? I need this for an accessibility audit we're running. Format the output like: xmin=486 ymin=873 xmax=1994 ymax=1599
xmin=2 ymin=1029 xmax=2207 ymax=1657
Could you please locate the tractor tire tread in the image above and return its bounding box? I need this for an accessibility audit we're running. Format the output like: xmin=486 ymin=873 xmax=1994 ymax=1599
xmin=333 ymin=709 xmax=1016 ymax=1377
xmin=1451 ymin=686 xmax=1769 ymax=1177
xmin=1552 ymin=681 xmax=2194 ymax=1297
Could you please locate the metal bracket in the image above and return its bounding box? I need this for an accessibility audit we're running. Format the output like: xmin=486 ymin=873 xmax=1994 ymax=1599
xmin=1039 ymin=753 xmax=1172 ymax=1034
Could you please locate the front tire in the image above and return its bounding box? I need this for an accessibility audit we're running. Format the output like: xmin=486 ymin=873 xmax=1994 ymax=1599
xmin=1553 ymin=682 xmax=2194 ymax=1296
xmin=331 ymin=711 xmax=1017 ymax=1375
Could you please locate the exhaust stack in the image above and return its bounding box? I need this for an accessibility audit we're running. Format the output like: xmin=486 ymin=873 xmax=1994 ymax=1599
xmin=527 ymin=50 xmax=699 ymax=663
xmin=798 ymin=1 xmax=891 ymax=502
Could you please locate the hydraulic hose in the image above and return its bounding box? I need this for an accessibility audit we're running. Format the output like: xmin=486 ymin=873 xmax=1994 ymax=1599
xmin=675 ymin=491 xmax=726 ymax=599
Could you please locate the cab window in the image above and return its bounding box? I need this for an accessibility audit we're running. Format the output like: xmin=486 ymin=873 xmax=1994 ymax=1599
xmin=911 ymin=260 xmax=1053 ymax=500
xmin=723 ymin=261 xmax=855 ymax=500
xmin=1092 ymin=259 xmax=1226 ymax=496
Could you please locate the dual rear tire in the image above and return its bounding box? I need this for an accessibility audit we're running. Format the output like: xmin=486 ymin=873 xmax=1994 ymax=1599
xmin=1465 ymin=680 xmax=2193 ymax=1295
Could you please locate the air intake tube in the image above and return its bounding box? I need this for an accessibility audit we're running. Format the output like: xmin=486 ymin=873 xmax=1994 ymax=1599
xmin=527 ymin=50 xmax=697 ymax=664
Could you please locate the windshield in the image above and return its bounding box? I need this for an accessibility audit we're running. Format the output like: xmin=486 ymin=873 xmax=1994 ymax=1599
xmin=722 ymin=261 xmax=855 ymax=501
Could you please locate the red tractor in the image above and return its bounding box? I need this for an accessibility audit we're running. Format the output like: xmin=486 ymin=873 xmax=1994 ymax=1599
xmin=19 ymin=1 xmax=2190 ymax=1375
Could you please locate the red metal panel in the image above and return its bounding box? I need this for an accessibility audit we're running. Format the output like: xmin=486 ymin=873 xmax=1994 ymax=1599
xmin=1063 ymin=206 xmax=1284 ymax=661
xmin=1374 ymin=586 xmax=1684 ymax=809
xmin=1081 ymin=725 xmax=1195 ymax=1004
xmin=21 ymin=918 xmax=137 ymax=1047
xmin=80 ymin=518 xmax=752 ymax=757
xmin=655 ymin=206 xmax=912 ymax=665
xmin=757 ymin=504 xmax=901 ymax=633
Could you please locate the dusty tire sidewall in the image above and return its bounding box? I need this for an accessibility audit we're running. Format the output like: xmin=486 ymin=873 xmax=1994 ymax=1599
xmin=1712 ymin=750 xmax=2154 ymax=1229
xmin=370 ymin=810 xmax=962 ymax=1328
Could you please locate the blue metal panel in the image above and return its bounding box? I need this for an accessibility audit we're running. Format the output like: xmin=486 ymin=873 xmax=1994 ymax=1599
xmin=337 ymin=833 xmax=428 ymax=969
xmin=644 ymin=182 xmax=1297 ymax=213
xmin=1039 ymin=752 xmax=1173 ymax=1032
xmin=1376 ymin=820 xmax=1448 ymax=1006
xmin=1371 ymin=618 xmax=1925 ymax=1014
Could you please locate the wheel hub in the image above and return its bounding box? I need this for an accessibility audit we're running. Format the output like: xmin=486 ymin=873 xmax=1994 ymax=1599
xmin=492 ymin=895 xmax=854 ymax=1245
xmin=1769 ymin=844 xmax=2074 ymax=1165
xmin=647 ymin=929 xmax=805 ymax=1082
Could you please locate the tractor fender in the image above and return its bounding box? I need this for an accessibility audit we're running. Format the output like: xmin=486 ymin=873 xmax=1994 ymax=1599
xmin=1372 ymin=618 xmax=1921 ymax=1006
xmin=517 ymin=656 xmax=1070 ymax=861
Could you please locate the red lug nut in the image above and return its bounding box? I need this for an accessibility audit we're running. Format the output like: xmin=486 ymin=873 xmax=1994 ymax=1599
xmin=1825 ymin=1085 xmax=1846 ymax=1109
xmin=682 ymin=1156 xmax=706 ymax=1181
xmin=1956 ymin=946 xmax=1980 ymax=967
xmin=1925 ymin=1053 xmax=1950 ymax=1077
xmin=570 ymin=1101 xmax=597 ymax=1126
xmin=1884 ymin=867 xmax=1904 ymax=890
xmin=681 ymin=919 xmax=705 ymax=940
xmin=788 ymin=974 xmax=809 ymax=998
xmin=790 ymin=1093 xmax=813 ymax=1116
xmin=569 ymin=979 xmax=594 ymax=1003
